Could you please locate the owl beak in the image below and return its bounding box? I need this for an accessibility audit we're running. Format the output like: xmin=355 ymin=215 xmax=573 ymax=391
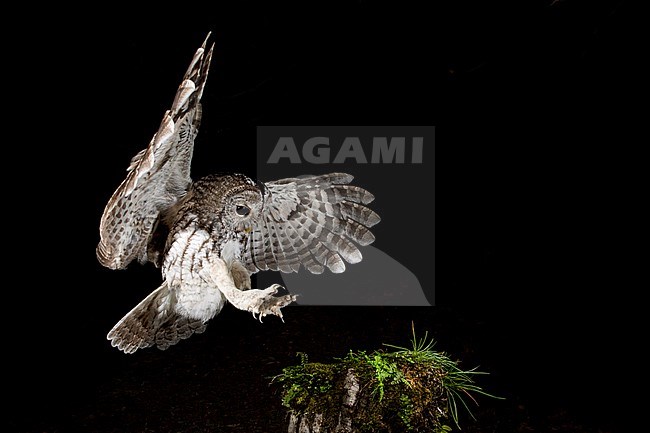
xmin=245 ymin=226 xmax=252 ymax=234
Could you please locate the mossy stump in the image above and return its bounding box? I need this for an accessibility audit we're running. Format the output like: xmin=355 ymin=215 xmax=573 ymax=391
xmin=276 ymin=350 xmax=455 ymax=433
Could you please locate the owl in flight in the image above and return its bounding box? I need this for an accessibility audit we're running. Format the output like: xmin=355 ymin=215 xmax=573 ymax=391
xmin=97 ymin=35 xmax=380 ymax=353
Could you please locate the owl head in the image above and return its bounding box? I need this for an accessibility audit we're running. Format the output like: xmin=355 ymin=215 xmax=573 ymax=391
xmin=193 ymin=173 xmax=264 ymax=234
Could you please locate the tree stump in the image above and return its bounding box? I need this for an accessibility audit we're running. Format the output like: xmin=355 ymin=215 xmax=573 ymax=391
xmin=276 ymin=347 xmax=460 ymax=433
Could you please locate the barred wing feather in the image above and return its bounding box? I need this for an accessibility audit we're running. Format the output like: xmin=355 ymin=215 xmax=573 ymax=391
xmin=97 ymin=36 xmax=214 ymax=269
xmin=245 ymin=173 xmax=380 ymax=274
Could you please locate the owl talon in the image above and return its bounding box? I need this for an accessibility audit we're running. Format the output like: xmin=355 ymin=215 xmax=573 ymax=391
xmin=244 ymin=288 xmax=296 ymax=322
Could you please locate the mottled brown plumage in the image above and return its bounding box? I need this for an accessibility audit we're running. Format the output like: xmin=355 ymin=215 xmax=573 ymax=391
xmin=98 ymin=35 xmax=379 ymax=353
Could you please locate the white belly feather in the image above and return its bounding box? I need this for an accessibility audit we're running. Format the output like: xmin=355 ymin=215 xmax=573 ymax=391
xmin=163 ymin=227 xmax=227 ymax=321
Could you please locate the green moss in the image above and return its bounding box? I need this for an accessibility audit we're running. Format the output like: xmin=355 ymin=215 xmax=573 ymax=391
xmin=274 ymin=330 xmax=500 ymax=432
xmin=275 ymin=353 xmax=339 ymax=412
xmin=344 ymin=350 xmax=409 ymax=401
xmin=398 ymin=393 xmax=414 ymax=430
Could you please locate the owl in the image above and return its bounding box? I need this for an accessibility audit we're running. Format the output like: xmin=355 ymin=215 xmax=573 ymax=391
xmin=97 ymin=35 xmax=380 ymax=354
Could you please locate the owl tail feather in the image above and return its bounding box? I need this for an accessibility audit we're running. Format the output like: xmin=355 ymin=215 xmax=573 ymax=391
xmin=107 ymin=283 xmax=207 ymax=354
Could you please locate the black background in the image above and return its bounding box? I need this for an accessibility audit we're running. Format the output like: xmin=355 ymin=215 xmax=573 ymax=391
xmin=9 ymin=1 xmax=639 ymax=431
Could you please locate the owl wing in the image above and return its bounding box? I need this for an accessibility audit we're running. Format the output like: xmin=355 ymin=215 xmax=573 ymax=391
xmin=244 ymin=173 xmax=380 ymax=274
xmin=97 ymin=36 xmax=214 ymax=270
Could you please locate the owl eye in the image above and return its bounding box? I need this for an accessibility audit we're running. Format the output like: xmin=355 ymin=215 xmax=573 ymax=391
xmin=235 ymin=205 xmax=251 ymax=217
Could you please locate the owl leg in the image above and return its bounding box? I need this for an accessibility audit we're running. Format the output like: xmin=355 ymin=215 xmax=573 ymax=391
xmin=209 ymin=258 xmax=296 ymax=322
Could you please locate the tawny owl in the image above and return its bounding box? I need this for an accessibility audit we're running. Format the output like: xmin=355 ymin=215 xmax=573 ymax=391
xmin=97 ymin=35 xmax=379 ymax=354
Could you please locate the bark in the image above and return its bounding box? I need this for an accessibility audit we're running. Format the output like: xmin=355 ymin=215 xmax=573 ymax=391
xmin=287 ymin=369 xmax=367 ymax=433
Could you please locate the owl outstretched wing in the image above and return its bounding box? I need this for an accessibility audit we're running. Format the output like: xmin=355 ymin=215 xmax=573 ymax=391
xmin=97 ymin=36 xmax=214 ymax=270
xmin=244 ymin=173 xmax=380 ymax=274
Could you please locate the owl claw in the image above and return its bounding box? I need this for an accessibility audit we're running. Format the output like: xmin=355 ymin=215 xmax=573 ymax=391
xmin=243 ymin=285 xmax=296 ymax=323
xmin=222 ymin=275 xmax=296 ymax=322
